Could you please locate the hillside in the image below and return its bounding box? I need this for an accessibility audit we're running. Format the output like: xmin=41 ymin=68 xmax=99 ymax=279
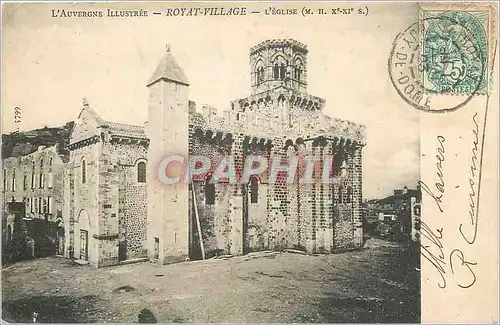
xmin=1 ymin=122 xmax=74 ymax=159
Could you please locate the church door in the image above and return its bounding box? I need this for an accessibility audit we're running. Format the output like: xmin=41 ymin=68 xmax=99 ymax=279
xmin=118 ymin=237 xmax=127 ymax=262
xmin=80 ymin=230 xmax=88 ymax=260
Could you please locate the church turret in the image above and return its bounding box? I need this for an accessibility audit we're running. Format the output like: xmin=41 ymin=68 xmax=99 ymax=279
xmin=250 ymin=39 xmax=308 ymax=95
xmin=146 ymin=44 xmax=190 ymax=264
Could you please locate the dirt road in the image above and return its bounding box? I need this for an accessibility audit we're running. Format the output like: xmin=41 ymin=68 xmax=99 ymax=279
xmin=2 ymin=238 xmax=419 ymax=323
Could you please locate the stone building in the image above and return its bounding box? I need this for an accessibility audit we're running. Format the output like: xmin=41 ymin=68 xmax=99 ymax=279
xmin=147 ymin=39 xmax=366 ymax=264
xmin=63 ymin=102 xmax=149 ymax=266
xmin=2 ymin=39 xmax=366 ymax=267
xmin=2 ymin=144 xmax=67 ymax=222
xmin=2 ymin=144 xmax=67 ymax=258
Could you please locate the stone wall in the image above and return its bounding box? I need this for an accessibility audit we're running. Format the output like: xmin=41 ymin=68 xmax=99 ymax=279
xmin=187 ymin=102 xmax=365 ymax=256
xmin=96 ymin=139 xmax=147 ymax=265
xmin=68 ymin=142 xmax=100 ymax=265
xmin=119 ymin=164 xmax=147 ymax=259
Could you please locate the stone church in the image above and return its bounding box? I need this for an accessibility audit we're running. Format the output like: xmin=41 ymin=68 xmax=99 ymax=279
xmin=62 ymin=39 xmax=366 ymax=267
xmin=64 ymin=102 xmax=149 ymax=266
xmin=147 ymin=39 xmax=366 ymax=264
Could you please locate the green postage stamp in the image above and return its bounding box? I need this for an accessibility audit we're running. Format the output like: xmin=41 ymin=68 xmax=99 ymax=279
xmin=420 ymin=7 xmax=492 ymax=95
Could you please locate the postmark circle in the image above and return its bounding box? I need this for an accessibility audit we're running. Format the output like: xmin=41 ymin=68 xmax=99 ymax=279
xmin=388 ymin=14 xmax=488 ymax=113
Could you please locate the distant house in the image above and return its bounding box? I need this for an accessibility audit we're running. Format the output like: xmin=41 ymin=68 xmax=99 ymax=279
xmin=378 ymin=212 xmax=397 ymax=222
xmin=2 ymin=144 xmax=68 ymax=223
xmin=364 ymin=185 xmax=421 ymax=241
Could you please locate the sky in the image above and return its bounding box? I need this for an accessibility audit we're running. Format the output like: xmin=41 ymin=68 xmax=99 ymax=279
xmin=2 ymin=2 xmax=420 ymax=199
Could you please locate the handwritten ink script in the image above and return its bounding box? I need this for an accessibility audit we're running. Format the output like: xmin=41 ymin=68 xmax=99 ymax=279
xmin=460 ymin=112 xmax=480 ymax=245
xmin=419 ymin=120 xmax=481 ymax=289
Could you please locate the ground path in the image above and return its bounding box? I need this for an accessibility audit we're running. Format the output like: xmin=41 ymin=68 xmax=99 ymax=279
xmin=2 ymin=239 xmax=419 ymax=323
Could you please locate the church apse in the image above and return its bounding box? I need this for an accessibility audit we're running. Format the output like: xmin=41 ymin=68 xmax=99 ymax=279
xmin=148 ymin=39 xmax=366 ymax=263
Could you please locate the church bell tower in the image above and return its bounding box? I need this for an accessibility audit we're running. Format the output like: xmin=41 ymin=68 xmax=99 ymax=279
xmin=146 ymin=44 xmax=190 ymax=264
xmin=250 ymin=39 xmax=308 ymax=95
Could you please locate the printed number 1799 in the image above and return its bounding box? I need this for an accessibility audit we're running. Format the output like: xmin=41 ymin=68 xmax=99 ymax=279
xmin=14 ymin=106 xmax=21 ymax=124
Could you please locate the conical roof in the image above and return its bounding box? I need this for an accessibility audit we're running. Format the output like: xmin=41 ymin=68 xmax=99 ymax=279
xmin=147 ymin=44 xmax=189 ymax=87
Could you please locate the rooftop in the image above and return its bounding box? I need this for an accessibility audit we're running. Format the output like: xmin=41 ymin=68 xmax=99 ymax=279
xmin=147 ymin=44 xmax=189 ymax=87
xmin=79 ymin=100 xmax=147 ymax=140
xmin=250 ymin=39 xmax=308 ymax=54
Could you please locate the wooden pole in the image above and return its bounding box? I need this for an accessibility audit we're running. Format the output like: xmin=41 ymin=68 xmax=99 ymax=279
xmin=191 ymin=181 xmax=205 ymax=260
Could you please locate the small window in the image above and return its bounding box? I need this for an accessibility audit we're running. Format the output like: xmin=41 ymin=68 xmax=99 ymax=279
xmin=154 ymin=237 xmax=159 ymax=260
xmin=338 ymin=186 xmax=343 ymax=204
xmin=333 ymin=154 xmax=343 ymax=177
xmin=43 ymin=197 xmax=48 ymax=213
xmin=82 ymin=160 xmax=86 ymax=184
xmin=40 ymin=159 xmax=44 ymax=168
xmin=258 ymin=67 xmax=265 ymax=83
xmin=39 ymin=173 xmax=44 ymax=188
xmin=205 ymin=174 xmax=215 ymax=205
xmin=137 ymin=161 xmax=146 ymax=183
xmin=273 ymin=63 xmax=279 ymax=80
xmin=47 ymin=196 xmax=52 ymax=214
xmin=3 ymin=169 xmax=7 ymax=191
xmin=295 ymin=67 xmax=302 ymax=81
xmin=23 ymin=175 xmax=28 ymax=190
xmin=49 ymin=157 xmax=53 ymax=166
xmin=280 ymin=63 xmax=286 ymax=80
xmin=347 ymin=187 xmax=353 ymax=204
xmin=48 ymin=173 xmax=54 ymax=188
xmin=12 ymin=168 xmax=16 ymax=192
xmin=31 ymin=161 xmax=36 ymax=189
xmin=250 ymin=177 xmax=259 ymax=204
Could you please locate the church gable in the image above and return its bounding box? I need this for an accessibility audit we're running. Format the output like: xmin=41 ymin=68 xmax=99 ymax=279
xmin=69 ymin=102 xmax=105 ymax=145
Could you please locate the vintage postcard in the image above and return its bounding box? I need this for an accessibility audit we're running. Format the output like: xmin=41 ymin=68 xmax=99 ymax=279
xmin=1 ymin=1 xmax=498 ymax=323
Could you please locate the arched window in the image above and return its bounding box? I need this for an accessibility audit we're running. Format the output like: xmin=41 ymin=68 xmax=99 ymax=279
xmin=39 ymin=171 xmax=44 ymax=188
xmin=295 ymin=58 xmax=303 ymax=81
xmin=23 ymin=175 xmax=28 ymax=190
xmin=258 ymin=67 xmax=265 ymax=82
xmin=81 ymin=160 xmax=86 ymax=184
xmin=273 ymin=63 xmax=279 ymax=80
xmin=12 ymin=168 xmax=16 ymax=192
xmin=255 ymin=60 xmax=265 ymax=84
xmin=347 ymin=187 xmax=353 ymax=203
xmin=205 ymin=174 xmax=215 ymax=205
xmin=250 ymin=176 xmax=259 ymax=203
xmin=3 ymin=169 xmax=6 ymax=191
xmin=31 ymin=161 xmax=35 ymax=189
xmin=48 ymin=172 xmax=54 ymax=188
xmin=333 ymin=153 xmax=343 ymax=177
xmin=280 ymin=63 xmax=286 ymax=80
xmin=295 ymin=67 xmax=302 ymax=81
xmin=48 ymin=196 xmax=53 ymax=214
xmin=40 ymin=159 xmax=43 ymax=168
xmin=338 ymin=186 xmax=343 ymax=204
xmin=7 ymin=225 xmax=12 ymax=242
xmin=137 ymin=161 xmax=146 ymax=183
